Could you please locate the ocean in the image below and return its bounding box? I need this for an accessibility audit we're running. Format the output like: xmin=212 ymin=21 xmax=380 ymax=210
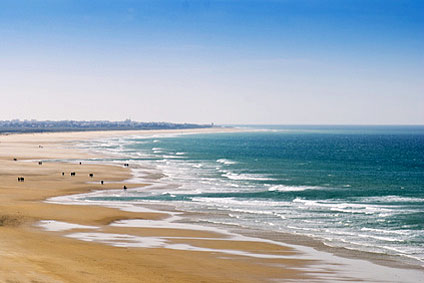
xmin=74 ymin=125 xmax=424 ymax=268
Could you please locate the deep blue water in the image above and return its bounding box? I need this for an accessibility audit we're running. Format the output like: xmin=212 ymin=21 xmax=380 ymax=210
xmin=80 ymin=125 xmax=424 ymax=265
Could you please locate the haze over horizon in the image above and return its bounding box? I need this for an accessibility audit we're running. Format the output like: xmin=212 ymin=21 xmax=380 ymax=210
xmin=1 ymin=0 xmax=423 ymax=125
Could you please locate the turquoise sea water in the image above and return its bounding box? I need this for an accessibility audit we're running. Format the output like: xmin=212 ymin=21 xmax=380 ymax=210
xmin=80 ymin=126 xmax=424 ymax=266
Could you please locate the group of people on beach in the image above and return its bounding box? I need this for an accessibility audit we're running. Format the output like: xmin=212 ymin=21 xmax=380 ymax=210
xmin=15 ymin=158 xmax=130 ymax=191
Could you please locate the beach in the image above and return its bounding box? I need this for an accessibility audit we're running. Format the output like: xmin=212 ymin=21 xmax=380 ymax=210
xmin=0 ymin=128 xmax=422 ymax=283
xmin=0 ymin=128 xmax=310 ymax=283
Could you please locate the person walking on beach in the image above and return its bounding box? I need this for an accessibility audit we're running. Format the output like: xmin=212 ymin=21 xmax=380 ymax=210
xmin=123 ymin=185 xmax=127 ymax=191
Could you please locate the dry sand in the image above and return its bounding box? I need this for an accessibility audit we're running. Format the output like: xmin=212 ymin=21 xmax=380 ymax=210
xmin=0 ymin=129 xmax=325 ymax=283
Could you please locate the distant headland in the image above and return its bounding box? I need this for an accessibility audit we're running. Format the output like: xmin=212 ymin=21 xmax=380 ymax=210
xmin=0 ymin=119 xmax=215 ymax=133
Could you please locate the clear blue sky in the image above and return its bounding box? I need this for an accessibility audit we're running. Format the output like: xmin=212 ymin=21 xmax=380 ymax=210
xmin=1 ymin=0 xmax=423 ymax=124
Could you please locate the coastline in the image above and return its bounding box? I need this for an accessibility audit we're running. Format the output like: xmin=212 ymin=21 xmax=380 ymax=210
xmin=0 ymin=128 xmax=309 ymax=282
xmin=0 ymin=129 xmax=422 ymax=282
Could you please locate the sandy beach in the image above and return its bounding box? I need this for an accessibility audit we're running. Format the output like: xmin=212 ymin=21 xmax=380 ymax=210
xmin=2 ymin=0 xmax=422 ymax=281
xmin=0 ymin=128 xmax=320 ymax=283
xmin=1 ymin=128 xmax=423 ymax=283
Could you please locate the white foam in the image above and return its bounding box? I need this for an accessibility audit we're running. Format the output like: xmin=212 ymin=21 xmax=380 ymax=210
xmin=268 ymin=185 xmax=320 ymax=192
xmin=163 ymin=155 xmax=185 ymax=159
xmin=357 ymin=233 xmax=403 ymax=243
xmin=360 ymin=227 xmax=410 ymax=235
xmin=292 ymin=198 xmax=392 ymax=215
xmin=190 ymin=163 xmax=203 ymax=168
xmin=216 ymin=159 xmax=237 ymax=165
xmin=360 ymin=195 xmax=424 ymax=203
xmin=191 ymin=197 xmax=283 ymax=208
xmin=223 ymin=172 xmax=275 ymax=181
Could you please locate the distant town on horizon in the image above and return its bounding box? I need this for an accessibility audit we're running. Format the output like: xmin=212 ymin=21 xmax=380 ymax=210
xmin=0 ymin=119 xmax=214 ymax=133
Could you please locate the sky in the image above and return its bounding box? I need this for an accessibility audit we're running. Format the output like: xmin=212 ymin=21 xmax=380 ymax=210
xmin=0 ymin=0 xmax=423 ymax=125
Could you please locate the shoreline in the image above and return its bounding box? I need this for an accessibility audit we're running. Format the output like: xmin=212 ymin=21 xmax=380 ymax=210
xmin=0 ymin=129 xmax=422 ymax=282
xmin=74 ymin=128 xmax=424 ymax=272
xmin=0 ymin=128 xmax=312 ymax=282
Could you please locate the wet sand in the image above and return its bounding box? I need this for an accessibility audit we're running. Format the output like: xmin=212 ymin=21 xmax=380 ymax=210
xmin=2 ymin=129 xmax=421 ymax=283
xmin=0 ymin=129 xmax=321 ymax=283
